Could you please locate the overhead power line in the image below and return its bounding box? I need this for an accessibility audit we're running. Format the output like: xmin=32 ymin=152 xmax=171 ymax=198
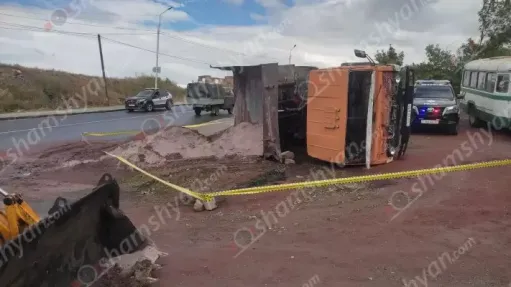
xmin=100 ymin=36 xmax=212 ymax=65
xmin=0 ymin=20 xmax=283 ymax=65
xmin=0 ymin=13 xmax=281 ymax=62
xmin=161 ymin=31 xmax=248 ymax=56
xmin=160 ymin=31 xmax=280 ymax=61
xmin=0 ymin=23 xmax=209 ymax=64
xmin=0 ymin=9 xmax=168 ymax=20
xmin=0 ymin=12 xmax=280 ymax=61
xmin=0 ymin=21 xmax=157 ymax=36
xmin=0 ymin=12 xmax=154 ymax=32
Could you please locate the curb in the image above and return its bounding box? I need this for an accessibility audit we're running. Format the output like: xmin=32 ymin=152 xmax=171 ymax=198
xmin=0 ymin=103 xmax=190 ymax=121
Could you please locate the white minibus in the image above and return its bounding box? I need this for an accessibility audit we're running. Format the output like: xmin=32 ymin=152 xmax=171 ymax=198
xmin=459 ymin=56 xmax=511 ymax=129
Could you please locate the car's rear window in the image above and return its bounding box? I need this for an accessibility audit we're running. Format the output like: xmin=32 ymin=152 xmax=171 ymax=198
xmin=414 ymin=86 xmax=454 ymax=99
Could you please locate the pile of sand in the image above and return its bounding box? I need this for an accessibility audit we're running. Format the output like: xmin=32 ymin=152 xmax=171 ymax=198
xmin=109 ymin=122 xmax=263 ymax=166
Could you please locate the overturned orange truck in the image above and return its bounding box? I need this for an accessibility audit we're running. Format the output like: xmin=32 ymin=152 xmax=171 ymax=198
xmin=212 ymin=50 xmax=416 ymax=168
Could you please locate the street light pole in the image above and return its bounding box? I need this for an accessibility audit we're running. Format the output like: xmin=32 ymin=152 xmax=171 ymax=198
xmin=155 ymin=6 xmax=173 ymax=89
xmin=288 ymin=44 xmax=296 ymax=64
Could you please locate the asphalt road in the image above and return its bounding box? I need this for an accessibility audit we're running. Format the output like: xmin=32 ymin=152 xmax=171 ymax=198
xmin=0 ymin=106 xmax=232 ymax=152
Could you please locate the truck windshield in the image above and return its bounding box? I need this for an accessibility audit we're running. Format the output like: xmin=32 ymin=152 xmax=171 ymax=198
xmin=135 ymin=90 xmax=154 ymax=97
xmin=414 ymin=86 xmax=454 ymax=99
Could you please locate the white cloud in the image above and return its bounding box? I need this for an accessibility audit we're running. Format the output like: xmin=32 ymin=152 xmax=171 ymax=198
xmin=222 ymin=0 xmax=244 ymax=5
xmin=250 ymin=12 xmax=266 ymax=21
xmin=0 ymin=0 xmax=481 ymax=87
xmin=256 ymin=0 xmax=286 ymax=9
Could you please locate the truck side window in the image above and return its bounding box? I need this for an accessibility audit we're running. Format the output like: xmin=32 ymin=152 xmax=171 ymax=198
xmin=496 ymin=74 xmax=510 ymax=93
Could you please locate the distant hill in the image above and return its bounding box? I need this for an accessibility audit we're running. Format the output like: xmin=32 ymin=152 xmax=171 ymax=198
xmin=0 ymin=63 xmax=186 ymax=113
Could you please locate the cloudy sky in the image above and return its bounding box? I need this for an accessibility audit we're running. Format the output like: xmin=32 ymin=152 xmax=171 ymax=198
xmin=0 ymin=0 xmax=481 ymax=87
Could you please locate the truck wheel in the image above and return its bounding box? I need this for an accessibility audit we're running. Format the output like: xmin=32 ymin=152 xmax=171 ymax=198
xmin=227 ymin=108 xmax=232 ymax=115
xmin=194 ymin=107 xmax=202 ymax=116
xmin=211 ymin=106 xmax=219 ymax=116
xmin=468 ymin=105 xmax=484 ymax=128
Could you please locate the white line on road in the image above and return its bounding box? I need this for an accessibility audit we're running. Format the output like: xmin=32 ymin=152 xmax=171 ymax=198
xmin=0 ymin=111 xmax=194 ymax=135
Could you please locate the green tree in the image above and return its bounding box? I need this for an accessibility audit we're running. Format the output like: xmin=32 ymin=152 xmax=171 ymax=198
xmin=476 ymin=0 xmax=511 ymax=57
xmin=416 ymin=44 xmax=457 ymax=78
xmin=457 ymin=38 xmax=481 ymax=63
xmin=374 ymin=44 xmax=405 ymax=66
xmin=413 ymin=44 xmax=462 ymax=93
xmin=413 ymin=0 xmax=511 ymax=94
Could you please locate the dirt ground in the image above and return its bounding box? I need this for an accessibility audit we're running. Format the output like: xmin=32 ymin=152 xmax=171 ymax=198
xmin=3 ymin=114 xmax=511 ymax=287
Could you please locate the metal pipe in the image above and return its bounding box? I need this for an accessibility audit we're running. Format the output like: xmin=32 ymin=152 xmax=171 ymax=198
xmin=288 ymin=44 xmax=296 ymax=64
xmin=0 ymin=187 xmax=9 ymax=197
xmin=155 ymin=6 xmax=173 ymax=89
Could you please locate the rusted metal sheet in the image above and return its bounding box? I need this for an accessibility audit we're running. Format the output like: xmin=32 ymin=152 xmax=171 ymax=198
xmin=235 ymin=65 xmax=264 ymax=125
xmin=210 ymin=64 xmax=316 ymax=159
xmin=261 ymin=64 xmax=280 ymax=159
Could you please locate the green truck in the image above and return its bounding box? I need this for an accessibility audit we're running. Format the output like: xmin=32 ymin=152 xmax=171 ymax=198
xmin=187 ymin=82 xmax=234 ymax=116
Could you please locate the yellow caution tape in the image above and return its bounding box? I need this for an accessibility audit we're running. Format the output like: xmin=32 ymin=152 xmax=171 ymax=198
xmin=106 ymin=152 xmax=511 ymax=200
xmin=83 ymin=130 xmax=140 ymax=137
xmin=182 ymin=119 xmax=226 ymax=129
xmin=207 ymin=158 xmax=511 ymax=197
xmin=104 ymin=152 xmax=205 ymax=200
xmin=83 ymin=119 xmax=228 ymax=137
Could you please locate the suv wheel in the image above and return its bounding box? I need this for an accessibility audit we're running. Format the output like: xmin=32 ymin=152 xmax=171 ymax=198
xmin=165 ymin=100 xmax=173 ymax=110
xmin=145 ymin=102 xmax=154 ymax=112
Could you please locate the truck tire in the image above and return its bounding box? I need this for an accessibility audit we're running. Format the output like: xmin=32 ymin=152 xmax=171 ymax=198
xmin=227 ymin=108 xmax=232 ymax=115
xmin=194 ymin=107 xmax=202 ymax=116
xmin=468 ymin=105 xmax=484 ymax=128
xmin=211 ymin=106 xmax=219 ymax=116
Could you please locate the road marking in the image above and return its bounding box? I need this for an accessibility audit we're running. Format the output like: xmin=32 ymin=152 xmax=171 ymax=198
xmin=82 ymin=118 xmax=232 ymax=137
xmin=0 ymin=111 xmax=194 ymax=135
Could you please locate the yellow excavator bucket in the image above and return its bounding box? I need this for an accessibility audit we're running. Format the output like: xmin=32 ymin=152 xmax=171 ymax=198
xmin=0 ymin=174 xmax=147 ymax=287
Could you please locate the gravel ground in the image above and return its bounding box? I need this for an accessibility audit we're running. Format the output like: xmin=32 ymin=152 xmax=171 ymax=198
xmin=3 ymin=114 xmax=511 ymax=286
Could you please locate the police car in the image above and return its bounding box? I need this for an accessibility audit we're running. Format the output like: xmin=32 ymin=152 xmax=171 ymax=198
xmin=412 ymin=80 xmax=460 ymax=135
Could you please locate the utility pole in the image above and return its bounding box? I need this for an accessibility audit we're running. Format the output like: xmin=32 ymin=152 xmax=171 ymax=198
xmin=155 ymin=6 xmax=173 ymax=89
xmin=97 ymin=34 xmax=109 ymax=105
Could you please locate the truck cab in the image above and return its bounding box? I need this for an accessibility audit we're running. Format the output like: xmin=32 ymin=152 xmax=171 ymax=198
xmin=306 ymin=51 xmax=415 ymax=167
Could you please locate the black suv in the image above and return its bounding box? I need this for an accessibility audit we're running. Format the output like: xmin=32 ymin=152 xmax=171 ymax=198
xmin=125 ymin=89 xmax=173 ymax=112
xmin=412 ymin=80 xmax=460 ymax=135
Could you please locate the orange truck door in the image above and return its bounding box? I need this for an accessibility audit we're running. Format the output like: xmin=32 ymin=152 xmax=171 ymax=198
xmin=306 ymin=68 xmax=348 ymax=164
